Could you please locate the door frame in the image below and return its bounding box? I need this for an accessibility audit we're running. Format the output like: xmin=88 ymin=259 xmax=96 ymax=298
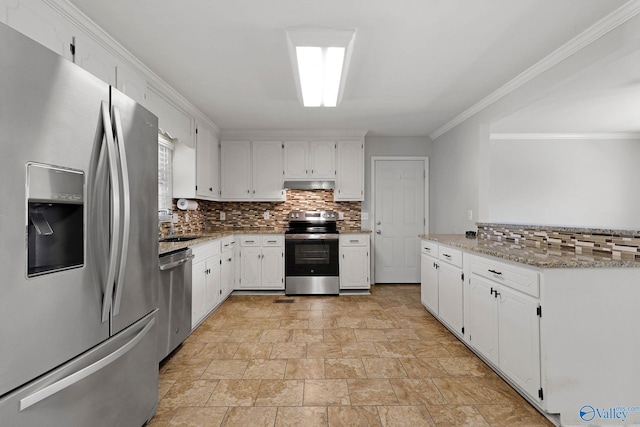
xmin=370 ymin=156 xmax=429 ymax=284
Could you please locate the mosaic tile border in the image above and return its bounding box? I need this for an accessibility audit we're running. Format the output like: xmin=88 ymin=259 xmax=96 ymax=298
xmin=477 ymin=223 xmax=640 ymax=261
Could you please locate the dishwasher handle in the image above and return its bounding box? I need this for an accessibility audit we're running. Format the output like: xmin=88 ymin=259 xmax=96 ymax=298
xmin=159 ymin=254 xmax=194 ymax=271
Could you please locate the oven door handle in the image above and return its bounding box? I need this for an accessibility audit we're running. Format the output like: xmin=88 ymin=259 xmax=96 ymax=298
xmin=285 ymin=234 xmax=339 ymax=240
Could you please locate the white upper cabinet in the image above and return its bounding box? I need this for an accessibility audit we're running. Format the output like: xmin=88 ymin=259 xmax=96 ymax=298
xmin=73 ymin=34 xmax=116 ymax=86
xmin=252 ymin=141 xmax=284 ymax=200
xmin=220 ymin=140 xmax=284 ymax=201
xmin=335 ymin=140 xmax=364 ymax=201
xmin=0 ymin=0 xmax=74 ymax=60
xmin=195 ymin=124 xmax=220 ymax=200
xmin=145 ymin=86 xmax=195 ymax=148
xmin=116 ymin=64 xmax=147 ymax=105
xmin=220 ymin=141 xmax=252 ymax=200
xmin=283 ymin=140 xmax=335 ymax=179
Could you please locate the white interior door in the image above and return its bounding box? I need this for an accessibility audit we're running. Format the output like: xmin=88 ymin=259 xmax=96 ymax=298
xmin=374 ymin=159 xmax=425 ymax=283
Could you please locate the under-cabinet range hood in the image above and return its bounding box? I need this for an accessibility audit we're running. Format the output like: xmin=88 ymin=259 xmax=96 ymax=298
xmin=283 ymin=180 xmax=335 ymax=190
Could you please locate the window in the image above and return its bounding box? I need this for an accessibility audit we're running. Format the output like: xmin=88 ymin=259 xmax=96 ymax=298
xmin=158 ymin=134 xmax=174 ymax=222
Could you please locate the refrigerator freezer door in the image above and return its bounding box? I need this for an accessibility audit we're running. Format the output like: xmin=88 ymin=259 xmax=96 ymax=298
xmin=109 ymin=88 xmax=159 ymax=335
xmin=0 ymin=23 xmax=111 ymax=397
xmin=0 ymin=311 xmax=158 ymax=427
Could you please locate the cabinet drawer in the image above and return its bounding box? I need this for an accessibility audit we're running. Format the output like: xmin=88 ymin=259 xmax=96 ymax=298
xmin=191 ymin=240 xmax=220 ymax=263
xmin=421 ymin=240 xmax=438 ymax=256
xmin=261 ymin=235 xmax=284 ymax=246
xmin=239 ymin=235 xmax=261 ymax=246
xmin=438 ymin=245 xmax=462 ymax=268
xmin=221 ymin=235 xmax=235 ymax=252
xmin=340 ymin=234 xmax=369 ymax=246
xmin=469 ymin=255 xmax=539 ymax=298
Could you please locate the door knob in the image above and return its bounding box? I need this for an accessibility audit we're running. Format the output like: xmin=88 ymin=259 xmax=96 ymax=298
xmin=376 ymin=230 xmax=381 ymax=234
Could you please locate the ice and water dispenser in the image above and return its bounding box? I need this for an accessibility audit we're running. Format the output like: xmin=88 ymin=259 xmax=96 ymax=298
xmin=27 ymin=163 xmax=84 ymax=277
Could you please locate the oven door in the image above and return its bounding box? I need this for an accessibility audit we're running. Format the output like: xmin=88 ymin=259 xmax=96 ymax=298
xmin=285 ymin=236 xmax=339 ymax=277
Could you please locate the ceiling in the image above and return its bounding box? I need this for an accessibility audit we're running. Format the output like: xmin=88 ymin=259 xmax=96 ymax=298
xmin=67 ymin=0 xmax=626 ymax=137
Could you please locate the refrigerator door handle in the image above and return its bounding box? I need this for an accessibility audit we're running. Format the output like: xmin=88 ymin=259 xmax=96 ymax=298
xmin=100 ymin=101 xmax=121 ymax=323
xmin=111 ymin=106 xmax=130 ymax=316
xmin=19 ymin=316 xmax=156 ymax=411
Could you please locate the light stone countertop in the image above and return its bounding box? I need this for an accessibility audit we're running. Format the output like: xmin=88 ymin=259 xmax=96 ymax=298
xmin=159 ymin=229 xmax=285 ymax=255
xmin=419 ymin=234 xmax=640 ymax=269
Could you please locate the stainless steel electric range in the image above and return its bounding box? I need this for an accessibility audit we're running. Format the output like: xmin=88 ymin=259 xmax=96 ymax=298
xmin=285 ymin=211 xmax=339 ymax=295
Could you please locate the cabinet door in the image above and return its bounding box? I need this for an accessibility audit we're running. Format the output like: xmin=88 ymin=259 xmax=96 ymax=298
xmin=221 ymin=252 xmax=233 ymax=298
xmin=467 ymin=276 xmax=499 ymax=366
xmin=146 ymin=87 xmax=195 ymax=148
xmin=420 ymin=254 xmax=439 ymax=314
xmin=196 ymin=125 xmax=219 ymax=200
xmin=74 ymin=34 xmax=116 ymax=85
xmin=252 ymin=141 xmax=284 ymax=200
xmin=261 ymin=247 xmax=284 ymax=289
xmin=1 ymin=0 xmax=74 ymax=60
xmin=220 ymin=141 xmax=251 ymax=200
xmin=283 ymin=141 xmax=308 ymax=178
xmin=340 ymin=246 xmax=369 ymax=289
xmin=335 ymin=140 xmax=364 ymax=201
xmin=116 ymin=64 xmax=147 ymax=105
xmin=239 ymin=247 xmax=261 ymax=288
xmin=498 ymin=286 xmax=541 ymax=400
xmin=438 ymin=262 xmax=464 ymax=336
xmin=191 ymin=260 xmax=208 ymax=328
xmin=309 ymin=141 xmax=335 ymax=178
xmin=205 ymin=255 xmax=222 ymax=312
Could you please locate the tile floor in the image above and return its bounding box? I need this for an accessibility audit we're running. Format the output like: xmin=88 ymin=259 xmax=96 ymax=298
xmin=149 ymin=284 xmax=553 ymax=427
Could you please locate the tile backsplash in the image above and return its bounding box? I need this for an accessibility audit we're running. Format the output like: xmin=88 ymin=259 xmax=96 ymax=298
xmin=478 ymin=223 xmax=640 ymax=261
xmin=160 ymin=190 xmax=361 ymax=237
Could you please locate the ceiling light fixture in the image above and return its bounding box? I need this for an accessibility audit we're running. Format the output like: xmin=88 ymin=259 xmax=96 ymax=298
xmin=286 ymin=28 xmax=356 ymax=107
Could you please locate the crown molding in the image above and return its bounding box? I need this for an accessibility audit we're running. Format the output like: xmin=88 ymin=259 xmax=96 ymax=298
xmin=220 ymin=129 xmax=368 ymax=141
xmin=429 ymin=0 xmax=640 ymax=141
xmin=490 ymin=132 xmax=640 ymax=140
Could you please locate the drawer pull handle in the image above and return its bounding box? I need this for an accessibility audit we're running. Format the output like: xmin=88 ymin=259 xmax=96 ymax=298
xmin=267 ymin=240 xmax=277 ymax=243
xmin=424 ymin=247 xmax=431 ymax=251
xmin=488 ymin=269 xmax=502 ymax=275
xmin=443 ymin=253 xmax=451 ymax=258
xmin=245 ymin=240 xmax=255 ymax=243
xmin=350 ymin=240 xmax=359 ymax=243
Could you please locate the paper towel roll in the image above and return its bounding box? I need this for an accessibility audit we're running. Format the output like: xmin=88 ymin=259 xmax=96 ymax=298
xmin=177 ymin=198 xmax=198 ymax=211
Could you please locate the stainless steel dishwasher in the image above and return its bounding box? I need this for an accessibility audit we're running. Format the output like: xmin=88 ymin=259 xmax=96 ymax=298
xmin=158 ymin=248 xmax=194 ymax=362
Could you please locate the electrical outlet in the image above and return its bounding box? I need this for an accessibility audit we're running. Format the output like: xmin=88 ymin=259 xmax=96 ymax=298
xmin=185 ymin=213 xmax=190 ymax=223
xmin=468 ymin=210 xmax=473 ymax=220
xmin=172 ymin=213 xmax=178 ymax=223
xmin=338 ymin=212 xmax=344 ymax=220
xmin=362 ymin=212 xmax=369 ymax=220
xmin=263 ymin=211 xmax=270 ymax=220
xmin=220 ymin=211 xmax=226 ymax=221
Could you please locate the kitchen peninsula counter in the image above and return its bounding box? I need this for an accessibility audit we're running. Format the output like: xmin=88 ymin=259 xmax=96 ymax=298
xmin=419 ymin=234 xmax=640 ymax=268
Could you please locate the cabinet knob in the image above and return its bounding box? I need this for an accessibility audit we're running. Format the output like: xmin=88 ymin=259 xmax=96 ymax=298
xmin=209 ymin=187 xmax=213 ymax=191
xmin=376 ymin=230 xmax=381 ymax=234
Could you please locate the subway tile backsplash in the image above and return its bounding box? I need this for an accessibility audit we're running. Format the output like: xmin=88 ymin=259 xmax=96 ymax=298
xmin=159 ymin=190 xmax=361 ymax=237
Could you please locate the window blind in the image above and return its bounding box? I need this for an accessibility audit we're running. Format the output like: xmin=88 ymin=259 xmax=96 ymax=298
xmin=158 ymin=134 xmax=174 ymax=222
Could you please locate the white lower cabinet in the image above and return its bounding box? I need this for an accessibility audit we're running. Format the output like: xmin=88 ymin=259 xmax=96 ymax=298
xmin=466 ymin=268 xmax=541 ymax=401
xmin=420 ymin=241 xmax=439 ymax=314
xmin=191 ymin=240 xmax=222 ymax=329
xmin=220 ymin=236 xmax=236 ymax=299
xmin=437 ymin=261 xmax=464 ymax=336
xmin=238 ymin=235 xmax=284 ymax=290
xmin=339 ymin=234 xmax=370 ymax=290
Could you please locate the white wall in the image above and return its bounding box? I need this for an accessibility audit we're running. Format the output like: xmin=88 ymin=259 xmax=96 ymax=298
xmin=431 ymin=12 xmax=640 ymax=232
xmin=488 ymin=138 xmax=640 ymax=229
xmin=362 ymin=136 xmax=432 ymax=231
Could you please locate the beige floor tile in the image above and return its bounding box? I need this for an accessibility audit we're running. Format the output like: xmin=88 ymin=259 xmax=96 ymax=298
xmin=427 ymin=404 xmax=490 ymax=427
xmin=347 ymin=379 xmax=399 ymax=405
xmin=473 ymin=377 xmax=529 ymax=406
xmin=159 ymin=380 xmax=218 ymax=408
xmin=441 ymin=339 xmax=475 ymax=357
xmin=270 ymin=342 xmax=307 ymax=359
xmin=187 ymin=329 xmax=231 ymax=344
xmin=233 ymin=342 xmax=273 ymax=359
xmin=295 ymin=309 xmax=324 ymax=319
xmin=200 ymin=359 xmax=248 ymax=380
xmin=250 ymin=319 xmax=282 ymax=329
xmin=150 ymin=407 xmax=177 ymax=424
xmin=260 ymin=329 xmax=294 ymax=343
xmin=223 ymin=319 xmax=254 ymax=329
xmin=276 ymin=406 xmax=328 ymax=427
xmin=159 ymin=379 xmax=177 ymax=400
xmin=304 ymin=379 xmax=350 ymax=406
xmin=279 ymin=319 xmax=310 ymax=329
xmin=309 ymin=318 xmax=338 ymax=329
xmin=160 ymin=358 xmax=213 ymax=381
xmin=377 ymin=405 xmax=435 ymax=427
xmin=307 ymin=342 xmax=342 ymax=359
xmin=325 ymin=358 xmax=368 ymax=379
xmin=292 ymin=328 xmax=324 ymax=343
xmin=354 ymin=328 xmax=389 ymax=342
xmin=323 ymin=328 xmax=357 ymax=343
xmin=362 ymin=358 xmax=408 ymax=379
xmin=226 ymin=329 xmax=263 ymax=343
xmin=328 ymin=406 xmax=382 ymax=427
xmin=437 ymin=357 xmax=495 ymax=377
xmin=364 ymin=318 xmax=397 ymax=329
xmin=474 ymin=404 xmax=554 ymax=427
xmin=254 ymin=379 xmax=305 ymax=406
xmin=168 ymin=407 xmax=228 ymax=427
xmin=432 ymin=377 xmax=494 ymax=405
xmin=383 ymin=328 xmax=421 ymax=341
xmin=341 ymin=341 xmax=379 ymax=358
xmin=399 ymin=357 xmax=448 ymax=378
xmin=285 ymin=358 xmax=326 ymax=379
xmin=336 ymin=317 xmax=368 ymax=328
xmin=243 ymin=359 xmax=287 ymax=379
xmin=222 ymin=407 xmax=278 ymax=427
xmin=374 ymin=341 xmax=415 ymax=358
xmin=390 ymin=378 xmax=447 ymax=406
xmin=206 ymin=379 xmax=261 ymax=406
xmin=196 ymin=342 xmax=239 ymax=359
xmin=407 ymin=341 xmax=452 ymax=358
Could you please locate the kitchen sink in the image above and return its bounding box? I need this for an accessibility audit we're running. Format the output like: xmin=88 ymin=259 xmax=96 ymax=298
xmin=160 ymin=236 xmax=198 ymax=243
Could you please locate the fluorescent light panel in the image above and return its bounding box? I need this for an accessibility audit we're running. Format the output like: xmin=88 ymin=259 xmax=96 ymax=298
xmin=287 ymin=29 xmax=356 ymax=108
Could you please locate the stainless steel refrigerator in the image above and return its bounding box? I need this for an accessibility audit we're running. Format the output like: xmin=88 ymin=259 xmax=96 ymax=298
xmin=0 ymin=22 xmax=159 ymax=426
